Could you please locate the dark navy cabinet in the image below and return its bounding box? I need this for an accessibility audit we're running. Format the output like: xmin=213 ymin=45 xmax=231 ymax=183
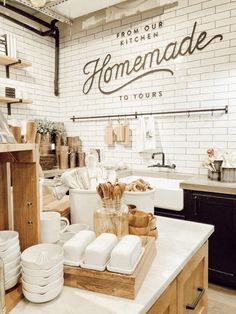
xmin=155 ymin=190 xmax=236 ymax=288
xmin=184 ymin=190 xmax=236 ymax=288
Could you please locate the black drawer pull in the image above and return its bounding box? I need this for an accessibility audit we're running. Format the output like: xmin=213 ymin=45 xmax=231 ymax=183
xmin=186 ymin=287 xmax=205 ymax=310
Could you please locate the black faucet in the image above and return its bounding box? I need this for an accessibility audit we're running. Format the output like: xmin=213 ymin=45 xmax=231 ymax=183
xmin=152 ymin=152 xmax=165 ymax=165
xmin=148 ymin=152 xmax=176 ymax=169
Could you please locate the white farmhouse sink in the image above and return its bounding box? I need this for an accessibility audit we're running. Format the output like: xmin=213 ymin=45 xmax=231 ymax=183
xmin=120 ymin=176 xmax=184 ymax=211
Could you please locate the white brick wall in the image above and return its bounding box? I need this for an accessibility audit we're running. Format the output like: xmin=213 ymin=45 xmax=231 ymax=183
xmin=59 ymin=0 xmax=236 ymax=175
xmin=0 ymin=17 xmax=58 ymax=120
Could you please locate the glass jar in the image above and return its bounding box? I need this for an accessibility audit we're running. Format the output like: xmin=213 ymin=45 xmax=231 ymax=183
xmin=0 ymin=257 xmax=6 ymax=314
xmin=94 ymin=201 xmax=129 ymax=238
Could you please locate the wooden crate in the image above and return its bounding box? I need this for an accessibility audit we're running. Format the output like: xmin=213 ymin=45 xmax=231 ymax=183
xmin=5 ymin=284 xmax=23 ymax=314
xmin=64 ymin=236 xmax=157 ymax=299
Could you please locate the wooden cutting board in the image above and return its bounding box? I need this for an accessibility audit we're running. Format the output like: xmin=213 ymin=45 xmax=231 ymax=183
xmin=114 ymin=124 xmax=125 ymax=142
xmin=64 ymin=236 xmax=157 ymax=299
xmin=123 ymin=118 xmax=131 ymax=145
xmin=104 ymin=120 xmax=114 ymax=145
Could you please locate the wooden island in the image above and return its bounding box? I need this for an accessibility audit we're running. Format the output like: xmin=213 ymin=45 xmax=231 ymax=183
xmin=10 ymin=217 xmax=214 ymax=314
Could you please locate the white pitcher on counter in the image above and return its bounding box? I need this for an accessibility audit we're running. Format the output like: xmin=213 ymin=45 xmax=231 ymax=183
xmin=40 ymin=212 xmax=69 ymax=244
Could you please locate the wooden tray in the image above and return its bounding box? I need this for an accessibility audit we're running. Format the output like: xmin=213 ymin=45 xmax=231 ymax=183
xmin=64 ymin=236 xmax=157 ymax=299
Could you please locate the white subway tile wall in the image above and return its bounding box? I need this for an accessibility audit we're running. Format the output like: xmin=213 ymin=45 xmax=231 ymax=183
xmin=0 ymin=16 xmax=58 ymax=120
xmin=59 ymin=0 xmax=236 ymax=175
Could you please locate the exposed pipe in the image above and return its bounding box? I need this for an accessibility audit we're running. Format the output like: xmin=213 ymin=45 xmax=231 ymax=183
xmin=13 ymin=0 xmax=72 ymax=24
xmin=0 ymin=11 xmax=44 ymax=35
xmin=0 ymin=1 xmax=60 ymax=96
xmin=0 ymin=1 xmax=51 ymax=28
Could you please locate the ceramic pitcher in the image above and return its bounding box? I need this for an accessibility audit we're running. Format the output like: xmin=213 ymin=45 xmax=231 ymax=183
xmin=40 ymin=212 xmax=69 ymax=244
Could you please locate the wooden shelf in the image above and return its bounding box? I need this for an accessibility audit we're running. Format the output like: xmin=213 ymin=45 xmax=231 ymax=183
xmin=0 ymin=97 xmax=33 ymax=115
xmin=0 ymin=143 xmax=36 ymax=153
xmin=0 ymin=96 xmax=32 ymax=104
xmin=0 ymin=54 xmax=32 ymax=69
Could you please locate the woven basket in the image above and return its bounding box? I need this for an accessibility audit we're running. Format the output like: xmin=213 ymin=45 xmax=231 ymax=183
xmin=40 ymin=154 xmax=56 ymax=170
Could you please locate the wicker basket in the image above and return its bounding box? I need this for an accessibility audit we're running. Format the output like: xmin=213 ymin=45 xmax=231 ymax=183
xmin=40 ymin=154 xmax=56 ymax=170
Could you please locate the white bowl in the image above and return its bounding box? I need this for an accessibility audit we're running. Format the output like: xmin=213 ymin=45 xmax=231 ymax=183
xmin=22 ymin=269 xmax=63 ymax=286
xmin=2 ymin=251 xmax=20 ymax=264
xmin=22 ymin=277 xmax=63 ymax=294
xmin=0 ymin=231 xmax=19 ymax=251
xmin=59 ymin=232 xmax=76 ymax=245
xmin=66 ymin=223 xmax=89 ymax=233
xmin=109 ymin=235 xmax=142 ymax=270
xmin=5 ymin=271 xmax=21 ymax=291
xmin=21 ymin=244 xmax=63 ymax=270
xmin=0 ymin=242 xmax=20 ymax=259
xmin=5 ymin=264 xmax=21 ymax=282
xmin=84 ymin=233 xmax=118 ymax=268
xmin=4 ymin=256 xmax=21 ymax=273
xmin=23 ymin=283 xmax=63 ymax=303
xmin=22 ymin=261 xmax=63 ymax=277
xmin=63 ymin=230 xmax=96 ymax=266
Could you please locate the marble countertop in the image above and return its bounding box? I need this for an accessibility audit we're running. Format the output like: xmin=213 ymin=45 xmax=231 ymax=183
xmin=118 ymin=168 xmax=236 ymax=195
xmin=11 ymin=217 xmax=214 ymax=314
xmin=117 ymin=168 xmax=191 ymax=180
xmin=180 ymin=175 xmax=236 ymax=195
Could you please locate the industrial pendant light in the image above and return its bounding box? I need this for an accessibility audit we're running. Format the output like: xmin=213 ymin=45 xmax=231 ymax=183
xmin=30 ymin=0 xmax=46 ymax=8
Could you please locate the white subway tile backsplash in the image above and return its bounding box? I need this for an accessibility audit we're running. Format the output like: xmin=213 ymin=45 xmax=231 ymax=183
xmin=0 ymin=18 xmax=58 ymax=120
xmin=55 ymin=0 xmax=236 ymax=174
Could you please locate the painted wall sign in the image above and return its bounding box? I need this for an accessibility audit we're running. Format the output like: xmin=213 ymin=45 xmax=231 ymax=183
xmin=82 ymin=21 xmax=223 ymax=96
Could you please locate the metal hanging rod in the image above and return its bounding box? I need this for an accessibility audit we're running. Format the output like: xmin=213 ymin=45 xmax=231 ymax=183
xmin=71 ymin=106 xmax=228 ymax=122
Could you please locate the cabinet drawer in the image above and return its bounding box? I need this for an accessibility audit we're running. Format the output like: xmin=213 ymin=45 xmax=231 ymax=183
xmin=147 ymin=280 xmax=177 ymax=314
xmin=177 ymin=242 xmax=208 ymax=314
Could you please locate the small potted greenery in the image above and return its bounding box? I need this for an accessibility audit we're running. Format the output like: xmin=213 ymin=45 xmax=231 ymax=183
xmin=35 ymin=119 xmax=65 ymax=155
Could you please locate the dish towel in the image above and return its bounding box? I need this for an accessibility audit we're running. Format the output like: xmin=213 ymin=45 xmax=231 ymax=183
xmin=145 ymin=116 xmax=156 ymax=151
xmin=136 ymin=116 xmax=146 ymax=152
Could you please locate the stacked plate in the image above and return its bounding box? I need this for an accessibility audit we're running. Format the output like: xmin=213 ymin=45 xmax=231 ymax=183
xmin=0 ymin=231 xmax=21 ymax=291
xmin=21 ymin=244 xmax=64 ymax=303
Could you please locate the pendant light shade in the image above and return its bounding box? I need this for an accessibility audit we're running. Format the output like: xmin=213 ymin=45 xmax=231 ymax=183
xmin=30 ymin=0 xmax=46 ymax=8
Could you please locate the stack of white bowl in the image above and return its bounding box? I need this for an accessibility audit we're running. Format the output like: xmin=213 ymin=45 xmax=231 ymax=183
xmin=21 ymin=244 xmax=64 ymax=303
xmin=0 ymin=231 xmax=21 ymax=291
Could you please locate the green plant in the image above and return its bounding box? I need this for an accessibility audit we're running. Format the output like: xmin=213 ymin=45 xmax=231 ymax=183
xmin=51 ymin=122 xmax=65 ymax=136
xmin=35 ymin=119 xmax=64 ymax=136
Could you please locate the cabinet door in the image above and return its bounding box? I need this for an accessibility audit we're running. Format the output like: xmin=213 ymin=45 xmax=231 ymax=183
xmin=192 ymin=193 xmax=236 ymax=283
xmin=177 ymin=242 xmax=208 ymax=314
xmin=147 ymin=280 xmax=176 ymax=314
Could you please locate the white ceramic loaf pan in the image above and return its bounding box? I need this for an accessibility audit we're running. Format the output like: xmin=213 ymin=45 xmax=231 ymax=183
xmin=108 ymin=235 xmax=143 ymax=274
xmin=82 ymin=233 xmax=118 ymax=270
xmin=63 ymin=230 xmax=96 ymax=266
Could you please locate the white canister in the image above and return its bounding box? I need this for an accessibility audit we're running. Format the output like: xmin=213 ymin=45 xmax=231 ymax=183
xmin=69 ymin=189 xmax=99 ymax=230
xmin=123 ymin=189 xmax=156 ymax=214
xmin=40 ymin=212 xmax=69 ymax=244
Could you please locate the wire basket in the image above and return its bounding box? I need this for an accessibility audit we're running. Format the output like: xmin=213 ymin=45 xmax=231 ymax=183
xmin=40 ymin=154 xmax=56 ymax=170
